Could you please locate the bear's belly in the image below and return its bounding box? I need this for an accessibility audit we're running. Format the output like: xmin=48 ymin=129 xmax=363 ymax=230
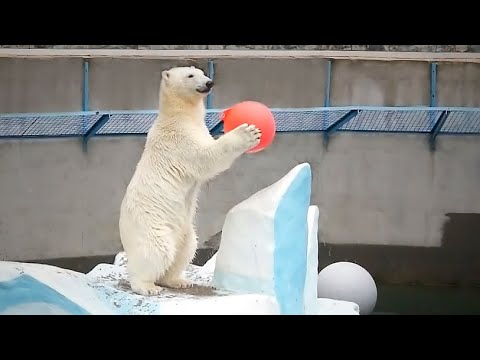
xmin=124 ymin=186 xmax=195 ymax=222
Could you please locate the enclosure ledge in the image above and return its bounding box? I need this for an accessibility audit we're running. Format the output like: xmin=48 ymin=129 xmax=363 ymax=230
xmin=0 ymin=49 xmax=479 ymax=63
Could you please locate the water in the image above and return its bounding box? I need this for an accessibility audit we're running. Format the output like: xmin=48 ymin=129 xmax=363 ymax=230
xmin=373 ymin=284 xmax=480 ymax=315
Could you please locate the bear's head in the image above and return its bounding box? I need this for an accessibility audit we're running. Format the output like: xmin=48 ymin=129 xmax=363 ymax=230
xmin=161 ymin=66 xmax=214 ymax=100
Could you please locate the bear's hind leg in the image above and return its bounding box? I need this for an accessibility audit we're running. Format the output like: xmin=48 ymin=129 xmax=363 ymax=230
xmin=156 ymin=228 xmax=197 ymax=289
xmin=126 ymin=239 xmax=176 ymax=296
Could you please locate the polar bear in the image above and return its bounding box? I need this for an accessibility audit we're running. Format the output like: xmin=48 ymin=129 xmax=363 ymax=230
xmin=119 ymin=66 xmax=261 ymax=296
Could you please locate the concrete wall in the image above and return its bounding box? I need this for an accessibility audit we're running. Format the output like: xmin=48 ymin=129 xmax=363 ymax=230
xmin=437 ymin=63 xmax=480 ymax=106
xmin=88 ymin=58 xmax=207 ymax=111
xmin=1 ymin=53 xmax=479 ymax=113
xmin=330 ymin=60 xmax=430 ymax=106
xmin=0 ymin=137 xmax=144 ymax=260
xmin=1 ymin=133 xmax=479 ymax=285
xmin=0 ymin=58 xmax=84 ymax=112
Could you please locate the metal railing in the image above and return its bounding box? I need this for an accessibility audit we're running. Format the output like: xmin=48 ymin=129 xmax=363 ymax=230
xmin=1 ymin=106 xmax=479 ymax=150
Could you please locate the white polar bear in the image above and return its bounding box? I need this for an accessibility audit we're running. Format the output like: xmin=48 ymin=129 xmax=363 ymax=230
xmin=119 ymin=66 xmax=261 ymax=296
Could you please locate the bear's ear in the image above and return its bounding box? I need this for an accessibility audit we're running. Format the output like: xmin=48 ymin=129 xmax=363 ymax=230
xmin=162 ymin=70 xmax=170 ymax=81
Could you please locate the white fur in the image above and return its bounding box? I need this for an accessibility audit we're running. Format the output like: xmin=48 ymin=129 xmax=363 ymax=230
xmin=119 ymin=66 xmax=261 ymax=296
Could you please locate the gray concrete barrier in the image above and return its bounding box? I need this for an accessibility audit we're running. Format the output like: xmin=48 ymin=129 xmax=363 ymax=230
xmin=0 ymin=50 xmax=479 ymax=113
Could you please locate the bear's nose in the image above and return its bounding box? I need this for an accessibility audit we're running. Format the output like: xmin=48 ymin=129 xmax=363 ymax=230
xmin=206 ymin=81 xmax=214 ymax=89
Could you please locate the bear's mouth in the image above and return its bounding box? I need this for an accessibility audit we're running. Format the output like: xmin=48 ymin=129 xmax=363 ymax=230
xmin=196 ymin=88 xmax=211 ymax=94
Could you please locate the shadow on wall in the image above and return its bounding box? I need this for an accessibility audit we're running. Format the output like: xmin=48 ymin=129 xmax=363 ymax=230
xmin=198 ymin=213 xmax=480 ymax=288
xmin=318 ymin=213 xmax=480 ymax=287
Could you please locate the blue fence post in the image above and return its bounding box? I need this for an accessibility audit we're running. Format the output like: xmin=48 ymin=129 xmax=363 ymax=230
xmin=206 ymin=59 xmax=223 ymax=137
xmin=207 ymin=59 xmax=215 ymax=110
xmin=82 ymin=113 xmax=110 ymax=152
xmin=324 ymin=59 xmax=332 ymax=107
xmin=210 ymin=119 xmax=224 ymax=137
xmin=82 ymin=59 xmax=90 ymax=111
xmin=323 ymin=59 xmax=333 ymax=130
xmin=429 ymin=110 xmax=449 ymax=151
xmin=430 ymin=62 xmax=437 ymax=107
xmin=323 ymin=110 xmax=358 ymax=149
xmin=82 ymin=59 xmax=90 ymax=135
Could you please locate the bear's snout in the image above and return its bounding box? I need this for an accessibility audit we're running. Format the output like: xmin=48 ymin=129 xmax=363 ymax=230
xmin=196 ymin=80 xmax=214 ymax=94
xmin=206 ymin=80 xmax=214 ymax=89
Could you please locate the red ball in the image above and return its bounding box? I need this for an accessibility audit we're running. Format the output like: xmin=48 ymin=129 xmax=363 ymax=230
xmin=221 ymin=101 xmax=276 ymax=153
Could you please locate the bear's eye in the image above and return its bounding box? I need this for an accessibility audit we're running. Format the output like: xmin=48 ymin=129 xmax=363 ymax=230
xmin=188 ymin=74 xmax=194 ymax=78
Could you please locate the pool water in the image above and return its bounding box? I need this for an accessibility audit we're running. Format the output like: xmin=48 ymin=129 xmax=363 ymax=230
xmin=373 ymin=284 xmax=480 ymax=315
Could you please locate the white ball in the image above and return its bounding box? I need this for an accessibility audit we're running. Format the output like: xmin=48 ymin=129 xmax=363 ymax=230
xmin=317 ymin=261 xmax=377 ymax=315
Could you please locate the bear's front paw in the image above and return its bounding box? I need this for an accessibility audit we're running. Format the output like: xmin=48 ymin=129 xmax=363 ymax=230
xmin=229 ymin=123 xmax=261 ymax=152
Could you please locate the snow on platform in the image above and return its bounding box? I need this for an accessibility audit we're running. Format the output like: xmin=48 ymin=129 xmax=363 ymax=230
xmin=0 ymin=252 xmax=359 ymax=315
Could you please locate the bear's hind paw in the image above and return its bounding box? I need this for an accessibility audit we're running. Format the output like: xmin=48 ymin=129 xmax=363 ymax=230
xmin=157 ymin=277 xmax=193 ymax=289
xmin=131 ymin=281 xmax=164 ymax=296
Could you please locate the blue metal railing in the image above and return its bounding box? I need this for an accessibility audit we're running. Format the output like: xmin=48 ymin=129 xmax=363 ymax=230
xmin=0 ymin=106 xmax=479 ymax=151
